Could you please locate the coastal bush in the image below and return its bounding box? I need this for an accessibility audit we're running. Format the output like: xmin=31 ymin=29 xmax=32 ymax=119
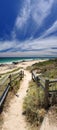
xmin=10 ymin=79 xmax=20 ymax=94
xmin=23 ymin=80 xmax=46 ymax=128
xmin=28 ymin=58 xmax=57 ymax=78
xmin=24 ymin=59 xmax=57 ymax=129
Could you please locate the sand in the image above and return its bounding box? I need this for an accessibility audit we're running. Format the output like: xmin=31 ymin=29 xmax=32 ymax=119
xmin=0 ymin=59 xmax=46 ymax=74
xmin=1 ymin=59 xmax=57 ymax=130
xmin=2 ymin=70 xmax=31 ymax=130
xmin=40 ymin=110 xmax=57 ymax=130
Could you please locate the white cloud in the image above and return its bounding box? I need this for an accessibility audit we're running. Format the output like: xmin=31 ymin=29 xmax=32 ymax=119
xmin=0 ymin=41 xmax=16 ymax=51
xmin=0 ymin=37 xmax=57 ymax=57
xmin=15 ymin=0 xmax=30 ymax=30
xmin=0 ymin=0 xmax=57 ymax=57
xmin=23 ymin=37 xmax=57 ymax=51
xmin=0 ymin=49 xmax=57 ymax=57
xmin=31 ymin=0 xmax=54 ymax=25
xmin=14 ymin=0 xmax=54 ymax=31
xmin=39 ymin=21 xmax=57 ymax=39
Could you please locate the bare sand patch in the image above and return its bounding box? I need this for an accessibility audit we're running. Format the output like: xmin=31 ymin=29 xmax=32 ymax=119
xmin=2 ymin=70 xmax=31 ymax=130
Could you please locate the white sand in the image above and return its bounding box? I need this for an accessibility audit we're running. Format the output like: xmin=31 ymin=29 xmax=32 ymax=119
xmin=0 ymin=59 xmax=46 ymax=74
xmin=40 ymin=113 xmax=57 ymax=130
xmin=1 ymin=59 xmax=57 ymax=130
xmin=2 ymin=70 xmax=31 ymax=130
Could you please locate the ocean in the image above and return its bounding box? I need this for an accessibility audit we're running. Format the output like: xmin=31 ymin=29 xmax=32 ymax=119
xmin=0 ymin=57 xmax=42 ymax=64
xmin=0 ymin=57 xmax=55 ymax=64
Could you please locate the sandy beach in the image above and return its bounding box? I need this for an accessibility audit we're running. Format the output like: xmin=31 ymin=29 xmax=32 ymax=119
xmin=0 ymin=59 xmax=46 ymax=74
xmin=0 ymin=59 xmax=57 ymax=130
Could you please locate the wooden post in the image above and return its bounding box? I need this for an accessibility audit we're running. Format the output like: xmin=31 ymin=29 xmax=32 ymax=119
xmin=44 ymin=79 xmax=49 ymax=109
xmin=31 ymin=71 xmax=33 ymax=80
xmin=19 ymin=71 xmax=22 ymax=80
xmin=22 ymin=71 xmax=24 ymax=78
xmin=9 ymin=75 xmax=12 ymax=86
xmin=31 ymin=72 xmax=34 ymax=81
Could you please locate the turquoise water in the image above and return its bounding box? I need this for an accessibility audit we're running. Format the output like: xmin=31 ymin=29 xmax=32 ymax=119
xmin=0 ymin=57 xmax=48 ymax=64
xmin=0 ymin=57 xmax=55 ymax=64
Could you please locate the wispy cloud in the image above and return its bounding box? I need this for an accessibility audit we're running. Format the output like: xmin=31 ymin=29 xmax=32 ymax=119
xmin=21 ymin=37 xmax=57 ymax=52
xmin=0 ymin=36 xmax=57 ymax=57
xmin=39 ymin=20 xmax=57 ymax=39
xmin=31 ymin=0 xmax=54 ymax=25
xmin=0 ymin=0 xmax=57 ymax=57
xmin=14 ymin=0 xmax=54 ymax=32
xmin=0 ymin=41 xmax=15 ymax=52
xmin=15 ymin=0 xmax=30 ymax=30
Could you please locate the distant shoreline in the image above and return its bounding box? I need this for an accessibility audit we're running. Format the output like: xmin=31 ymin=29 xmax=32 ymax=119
xmin=0 ymin=59 xmax=48 ymax=74
xmin=0 ymin=56 xmax=55 ymax=64
xmin=0 ymin=57 xmax=56 ymax=74
xmin=0 ymin=57 xmax=49 ymax=65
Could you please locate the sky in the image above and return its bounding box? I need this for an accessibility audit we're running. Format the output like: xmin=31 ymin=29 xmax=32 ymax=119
xmin=0 ymin=0 xmax=57 ymax=57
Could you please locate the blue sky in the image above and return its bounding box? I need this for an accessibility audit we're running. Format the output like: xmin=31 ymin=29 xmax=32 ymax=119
xmin=0 ymin=0 xmax=57 ymax=57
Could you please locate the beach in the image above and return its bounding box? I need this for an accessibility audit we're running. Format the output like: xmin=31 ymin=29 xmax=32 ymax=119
xmin=0 ymin=58 xmax=57 ymax=130
xmin=0 ymin=59 xmax=47 ymax=74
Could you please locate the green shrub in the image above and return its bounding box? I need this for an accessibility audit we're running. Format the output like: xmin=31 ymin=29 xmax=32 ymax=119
xmin=23 ymin=80 xmax=46 ymax=128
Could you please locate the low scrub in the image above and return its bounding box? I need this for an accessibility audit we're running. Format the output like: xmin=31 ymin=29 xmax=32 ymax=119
xmin=10 ymin=79 xmax=20 ymax=94
xmin=27 ymin=58 xmax=57 ymax=79
xmin=23 ymin=80 xmax=46 ymax=129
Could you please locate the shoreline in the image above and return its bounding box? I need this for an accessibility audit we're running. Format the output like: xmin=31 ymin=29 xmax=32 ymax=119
xmin=0 ymin=59 xmax=48 ymax=74
xmin=0 ymin=56 xmax=52 ymax=65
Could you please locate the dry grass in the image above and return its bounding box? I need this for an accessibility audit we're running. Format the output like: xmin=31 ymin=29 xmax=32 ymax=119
xmin=27 ymin=58 xmax=57 ymax=79
xmin=23 ymin=80 xmax=46 ymax=129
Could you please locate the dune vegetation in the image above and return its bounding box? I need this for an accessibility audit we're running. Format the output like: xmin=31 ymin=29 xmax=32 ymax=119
xmin=23 ymin=58 xmax=57 ymax=129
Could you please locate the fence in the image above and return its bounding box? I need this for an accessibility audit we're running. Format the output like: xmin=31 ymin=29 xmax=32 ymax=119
xmin=0 ymin=70 xmax=24 ymax=108
xmin=32 ymin=71 xmax=57 ymax=108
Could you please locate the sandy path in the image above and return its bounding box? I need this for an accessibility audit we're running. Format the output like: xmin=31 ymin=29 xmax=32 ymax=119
xmin=0 ymin=59 xmax=47 ymax=74
xmin=2 ymin=70 xmax=31 ymax=130
xmin=40 ymin=107 xmax=57 ymax=130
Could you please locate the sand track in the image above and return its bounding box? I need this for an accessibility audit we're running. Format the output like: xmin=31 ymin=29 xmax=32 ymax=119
xmin=2 ymin=70 xmax=31 ymax=130
xmin=1 ymin=69 xmax=57 ymax=130
xmin=40 ymin=111 xmax=57 ymax=130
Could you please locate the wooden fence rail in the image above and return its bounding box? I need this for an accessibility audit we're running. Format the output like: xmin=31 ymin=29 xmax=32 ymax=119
xmin=0 ymin=70 xmax=24 ymax=108
xmin=32 ymin=71 xmax=57 ymax=108
xmin=0 ymin=84 xmax=10 ymax=107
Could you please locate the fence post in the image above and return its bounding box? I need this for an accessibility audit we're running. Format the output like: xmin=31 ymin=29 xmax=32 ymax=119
xmin=44 ymin=79 xmax=49 ymax=109
xmin=19 ymin=71 xmax=23 ymax=80
xmin=9 ymin=75 xmax=12 ymax=86
xmin=31 ymin=71 xmax=33 ymax=80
